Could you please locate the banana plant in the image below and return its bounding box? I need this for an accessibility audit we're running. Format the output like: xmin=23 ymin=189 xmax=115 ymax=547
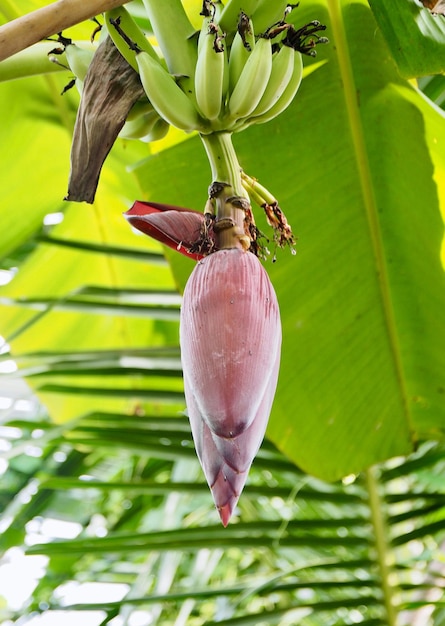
xmin=0 ymin=0 xmax=444 ymax=619
xmin=1 ymin=0 xmax=332 ymax=525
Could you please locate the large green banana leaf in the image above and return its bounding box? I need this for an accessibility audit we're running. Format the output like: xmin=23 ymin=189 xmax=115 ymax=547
xmin=0 ymin=0 xmax=444 ymax=483
xmin=132 ymin=0 xmax=445 ymax=480
xmin=368 ymin=0 xmax=445 ymax=77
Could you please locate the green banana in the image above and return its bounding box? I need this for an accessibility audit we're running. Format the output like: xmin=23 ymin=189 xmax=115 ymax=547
xmin=218 ymin=0 xmax=258 ymax=36
xmin=251 ymin=0 xmax=291 ymax=34
xmin=228 ymin=35 xmax=272 ymax=121
xmin=125 ymin=98 xmax=154 ymax=122
xmin=247 ymin=49 xmax=303 ymax=126
xmin=64 ymin=42 xmax=95 ymax=81
xmin=119 ymin=105 xmax=160 ymax=139
xmin=104 ymin=6 xmax=158 ymax=72
xmin=141 ymin=0 xmax=196 ymax=77
xmin=120 ymin=113 xmax=169 ymax=142
xmin=227 ymin=14 xmax=255 ymax=93
xmin=195 ymin=18 xmax=226 ymax=120
xmin=135 ymin=49 xmax=204 ymax=132
xmin=249 ymin=42 xmax=295 ymax=118
xmin=212 ymin=0 xmax=224 ymax=23
xmin=120 ymin=99 xmax=170 ymax=142
xmin=141 ymin=117 xmax=170 ymax=142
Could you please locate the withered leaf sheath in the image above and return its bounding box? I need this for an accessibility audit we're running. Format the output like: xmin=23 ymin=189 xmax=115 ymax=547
xmin=180 ymin=248 xmax=281 ymax=525
xmin=65 ymin=36 xmax=145 ymax=203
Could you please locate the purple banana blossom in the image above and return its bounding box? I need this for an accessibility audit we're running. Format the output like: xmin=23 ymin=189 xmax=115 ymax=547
xmin=125 ymin=202 xmax=281 ymax=525
xmin=180 ymin=248 xmax=281 ymax=525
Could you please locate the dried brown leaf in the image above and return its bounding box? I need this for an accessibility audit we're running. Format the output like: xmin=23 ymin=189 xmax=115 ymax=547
xmin=65 ymin=36 xmax=145 ymax=203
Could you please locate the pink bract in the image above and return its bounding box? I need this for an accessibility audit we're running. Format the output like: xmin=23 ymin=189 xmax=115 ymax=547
xmin=125 ymin=201 xmax=206 ymax=260
xmin=180 ymin=248 xmax=282 ymax=525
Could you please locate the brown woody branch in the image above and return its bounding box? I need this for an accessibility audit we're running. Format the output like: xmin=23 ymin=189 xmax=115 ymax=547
xmin=0 ymin=0 xmax=131 ymax=62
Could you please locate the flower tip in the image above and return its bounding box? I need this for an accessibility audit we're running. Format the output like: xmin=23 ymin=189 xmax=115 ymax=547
xmin=211 ymin=472 xmax=240 ymax=526
xmin=218 ymin=502 xmax=234 ymax=527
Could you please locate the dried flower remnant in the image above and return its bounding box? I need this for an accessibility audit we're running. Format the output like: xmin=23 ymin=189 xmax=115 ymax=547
xmin=419 ymin=0 xmax=445 ymax=15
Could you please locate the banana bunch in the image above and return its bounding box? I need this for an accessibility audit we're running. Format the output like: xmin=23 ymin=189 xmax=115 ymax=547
xmin=101 ymin=2 xmax=328 ymax=136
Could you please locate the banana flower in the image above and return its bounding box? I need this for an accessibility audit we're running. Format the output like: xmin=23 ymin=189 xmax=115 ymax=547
xmin=125 ymin=202 xmax=281 ymax=525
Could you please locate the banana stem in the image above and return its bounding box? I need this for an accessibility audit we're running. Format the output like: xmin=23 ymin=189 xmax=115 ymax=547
xmin=0 ymin=0 xmax=131 ymax=63
xmin=199 ymin=131 xmax=250 ymax=250
xmin=200 ymin=132 xmax=246 ymax=197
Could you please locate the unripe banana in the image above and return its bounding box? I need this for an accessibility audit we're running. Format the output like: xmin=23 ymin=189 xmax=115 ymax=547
xmin=222 ymin=35 xmax=230 ymax=103
xmin=227 ymin=15 xmax=255 ymax=93
xmin=141 ymin=0 xmax=197 ymax=77
xmin=135 ymin=50 xmax=203 ymax=132
xmin=122 ymin=115 xmax=169 ymax=143
xmin=248 ymin=49 xmax=303 ymax=126
xmin=125 ymin=98 xmax=155 ymax=122
xmin=140 ymin=117 xmax=170 ymax=142
xmin=218 ymin=0 xmax=258 ymax=35
xmin=64 ymin=43 xmax=95 ymax=81
xmin=104 ymin=7 xmax=158 ymax=72
xmin=119 ymin=107 xmax=160 ymax=140
xmin=249 ymin=43 xmax=295 ymax=118
xmin=228 ymin=36 xmax=272 ymax=121
xmin=251 ymin=0 xmax=291 ymax=34
xmin=195 ymin=18 xmax=226 ymax=120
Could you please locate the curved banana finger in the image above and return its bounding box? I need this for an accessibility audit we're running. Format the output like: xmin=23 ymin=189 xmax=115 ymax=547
xmin=228 ymin=35 xmax=272 ymax=121
xmin=136 ymin=50 xmax=204 ymax=132
xmin=251 ymin=0 xmax=291 ymax=34
xmin=119 ymin=108 xmax=159 ymax=139
xmin=64 ymin=42 xmax=95 ymax=81
xmin=249 ymin=42 xmax=294 ymax=118
xmin=125 ymin=98 xmax=155 ymax=122
xmin=218 ymin=0 xmax=257 ymax=34
xmin=228 ymin=13 xmax=255 ymax=93
xmin=195 ymin=18 xmax=226 ymax=120
xmin=247 ymin=50 xmax=303 ymax=126
xmin=104 ymin=6 xmax=158 ymax=71
xmin=140 ymin=117 xmax=170 ymax=142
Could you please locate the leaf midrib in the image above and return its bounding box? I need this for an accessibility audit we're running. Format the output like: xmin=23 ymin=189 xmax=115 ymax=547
xmin=326 ymin=0 xmax=415 ymax=440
